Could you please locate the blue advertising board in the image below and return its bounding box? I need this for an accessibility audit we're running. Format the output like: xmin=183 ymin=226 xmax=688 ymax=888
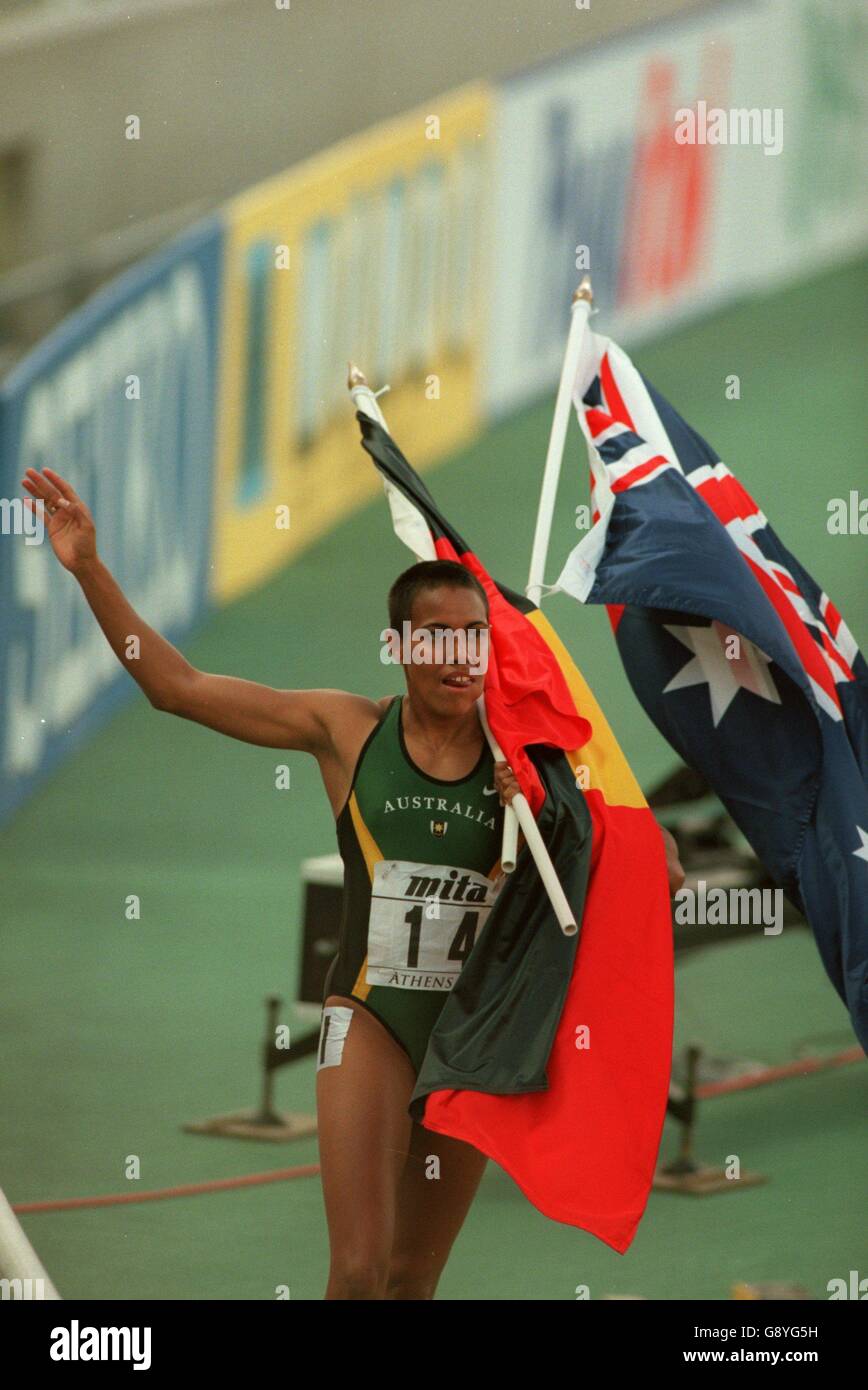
xmin=0 ymin=217 xmax=224 ymax=823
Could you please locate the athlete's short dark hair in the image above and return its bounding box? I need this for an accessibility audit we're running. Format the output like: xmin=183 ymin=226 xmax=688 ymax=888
xmin=388 ymin=560 xmax=489 ymax=630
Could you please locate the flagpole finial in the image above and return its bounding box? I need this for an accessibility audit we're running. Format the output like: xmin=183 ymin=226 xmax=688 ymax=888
xmin=347 ymin=361 xmax=368 ymax=389
xmin=572 ymin=276 xmax=593 ymax=306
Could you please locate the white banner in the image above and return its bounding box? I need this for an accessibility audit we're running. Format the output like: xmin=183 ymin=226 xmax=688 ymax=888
xmin=486 ymin=0 xmax=867 ymax=415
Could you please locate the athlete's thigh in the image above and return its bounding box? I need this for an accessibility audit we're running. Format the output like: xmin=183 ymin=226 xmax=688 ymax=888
xmin=316 ymin=994 xmax=416 ymax=1265
xmin=389 ymin=1120 xmax=488 ymax=1292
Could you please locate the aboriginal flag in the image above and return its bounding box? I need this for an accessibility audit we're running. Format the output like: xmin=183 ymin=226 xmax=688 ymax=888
xmin=357 ymin=412 xmax=674 ymax=1255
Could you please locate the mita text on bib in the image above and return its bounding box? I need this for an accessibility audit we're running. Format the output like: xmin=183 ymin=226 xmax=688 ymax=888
xmin=366 ymin=859 xmax=499 ymax=990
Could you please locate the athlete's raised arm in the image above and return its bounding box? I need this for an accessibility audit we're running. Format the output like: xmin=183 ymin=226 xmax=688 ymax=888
xmin=21 ymin=466 xmax=376 ymax=754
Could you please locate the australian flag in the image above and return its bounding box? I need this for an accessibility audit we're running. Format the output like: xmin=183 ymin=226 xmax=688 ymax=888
xmin=554 ymin=329 xmax=868 ymax=1052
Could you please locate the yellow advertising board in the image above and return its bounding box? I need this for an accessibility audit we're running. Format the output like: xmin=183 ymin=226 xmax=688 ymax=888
xmin=213 ymin=83 xmax=491 ymax=602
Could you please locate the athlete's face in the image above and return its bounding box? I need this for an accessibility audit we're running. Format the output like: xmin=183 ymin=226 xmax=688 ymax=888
xmin=403 ymin=585 xmax=490 ymax=717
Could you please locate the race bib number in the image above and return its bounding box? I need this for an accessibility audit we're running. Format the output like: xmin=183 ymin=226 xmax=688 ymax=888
xmin=366 ymin=860 xmax=499 ymax=990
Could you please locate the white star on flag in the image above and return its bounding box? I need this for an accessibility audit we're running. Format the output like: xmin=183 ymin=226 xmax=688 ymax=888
xmin=853 ymin=828 xmax=868 ymax=864
xmin=663 ymin=621 xmax=782 ymax=727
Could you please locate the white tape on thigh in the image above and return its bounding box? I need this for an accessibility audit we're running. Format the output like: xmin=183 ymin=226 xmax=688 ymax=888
xmin=317 ymin=1005 xmax=354 ymax=1070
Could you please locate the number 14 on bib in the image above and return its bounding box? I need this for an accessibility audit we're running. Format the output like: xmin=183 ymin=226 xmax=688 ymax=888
xmin=366 ymin=859 xmax=502 ymax=990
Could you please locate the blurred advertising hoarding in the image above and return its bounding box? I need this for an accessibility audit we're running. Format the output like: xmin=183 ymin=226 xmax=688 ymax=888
xmin=485 ymin=0 xmax=867 ymax=414
xmin=0 ymin=220 xmax=223 ymax=821
xmin=212 ymin=84 xmax=492 ymax=602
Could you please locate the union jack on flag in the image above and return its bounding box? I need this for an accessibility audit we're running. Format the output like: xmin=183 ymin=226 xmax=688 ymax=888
xmin=552 ymin=330 xmax=868 ymax=1051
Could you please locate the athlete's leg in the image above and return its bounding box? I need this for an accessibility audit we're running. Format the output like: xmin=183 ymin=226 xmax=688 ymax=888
xmin=317 ymin=994 xmax=416 ymax=1300
xmin=386 ymin=1123 xmax=488 ymax=1299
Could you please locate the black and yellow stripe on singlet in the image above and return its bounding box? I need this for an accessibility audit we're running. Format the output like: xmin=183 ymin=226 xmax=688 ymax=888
xmin=323 ymin=695 xmax=504 ymax=1073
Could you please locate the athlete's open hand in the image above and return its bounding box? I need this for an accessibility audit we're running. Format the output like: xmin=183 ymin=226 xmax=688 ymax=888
xmin=21 ymin=467 xmax=97 ymax=573
xmin=493 ymin=760 xmax=521 ymax=807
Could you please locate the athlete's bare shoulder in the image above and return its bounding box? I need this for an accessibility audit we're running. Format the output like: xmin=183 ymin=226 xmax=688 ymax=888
xmin=315 ymin=689 xmax=389 ymax=734
xmin=317 ymin=689 xmax=398 ymax=755
xmin=315 ymin=690 xmax=397 ymax=817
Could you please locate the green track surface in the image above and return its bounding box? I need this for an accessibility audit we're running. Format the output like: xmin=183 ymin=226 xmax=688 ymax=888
xmin=3 ymin=257 xmax=866 ymax=1300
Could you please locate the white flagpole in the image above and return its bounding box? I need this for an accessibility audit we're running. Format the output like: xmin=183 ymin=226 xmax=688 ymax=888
xmin=0 ymin=1184 xmax=61 ymax=1298
xmin=498 ymin=782 xmax=520 ymax=874
xmin=526 ymin=276 xmax=594 ymax=605
xmin=348 ymin=361 xmax=389 ymax=430
xmin=476 ymin=699 xmax=577 ymax=937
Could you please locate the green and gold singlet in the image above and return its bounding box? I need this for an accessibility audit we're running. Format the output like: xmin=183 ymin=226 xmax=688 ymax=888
xmin=323 ymin=695 xmax=505 ymax=1073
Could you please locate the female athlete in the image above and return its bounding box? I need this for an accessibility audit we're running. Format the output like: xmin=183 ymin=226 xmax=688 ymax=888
xmin=22 ymin=464 xmax=683 ymax=1300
